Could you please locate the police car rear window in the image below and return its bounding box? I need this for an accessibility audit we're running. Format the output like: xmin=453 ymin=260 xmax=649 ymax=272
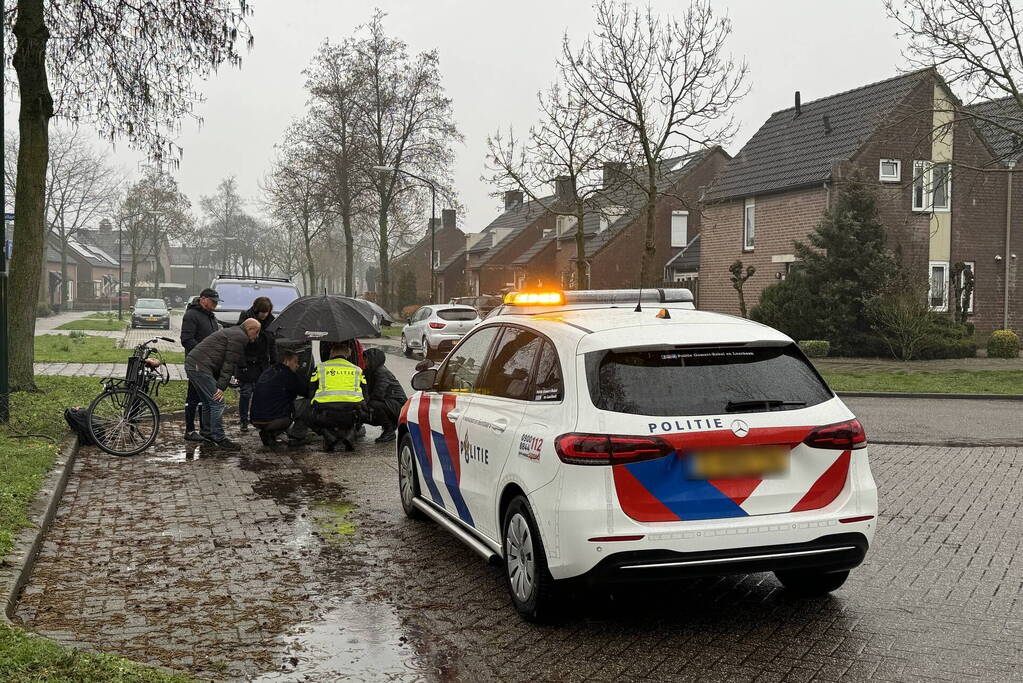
xmin=436 ymin=308 xmax=478 ymax=321
xmin=585 ymin=344 xmax=832 ymax=417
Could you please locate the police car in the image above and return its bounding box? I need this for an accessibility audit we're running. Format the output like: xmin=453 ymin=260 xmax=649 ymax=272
xmin=397 ymin=289 xmax=877 ymax=621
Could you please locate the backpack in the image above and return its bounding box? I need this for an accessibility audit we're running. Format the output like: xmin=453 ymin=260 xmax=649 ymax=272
xmin=64 ymin=407 xmax=99 ymax=446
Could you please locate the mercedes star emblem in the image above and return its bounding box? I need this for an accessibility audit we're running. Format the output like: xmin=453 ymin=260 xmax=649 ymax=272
xmin=731 ymin=419 xmax=750 ymax=438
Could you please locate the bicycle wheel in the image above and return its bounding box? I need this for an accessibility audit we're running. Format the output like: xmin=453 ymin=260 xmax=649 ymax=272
xmin=87 ymin=388 xmax=161 ymax=456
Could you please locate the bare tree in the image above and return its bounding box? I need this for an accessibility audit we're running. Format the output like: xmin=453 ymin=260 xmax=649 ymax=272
xmin=355 ymin=10 xmax=461 ymax=308
xmin=486 ymin=82 xmax=618 ymax=289
xmin=263 ymin=142 xmax=332 ymax=293
xmin=4 ymin=0 xmax=253 ymax=391
xmin=116 ymin=169 xmax=191 ymax=303
xmin=6 ymin=127 xmax=122 ymax=309
xmin=200 ymin=177 xmax=247 ymax=273
xmin=561 ymin=0 xmax=747 ymax=286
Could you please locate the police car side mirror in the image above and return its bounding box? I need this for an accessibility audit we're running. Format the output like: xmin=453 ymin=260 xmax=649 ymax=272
xmin=411 ymin=369 xmax=437 ymax=392
xmin=415 ymin=359 xmax=435 ymax=372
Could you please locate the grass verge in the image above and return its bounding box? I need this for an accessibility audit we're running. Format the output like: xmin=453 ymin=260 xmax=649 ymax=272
xmin=379 ymin=325 xmax=403 ymax=338
xmin=35 ymin=335 xmax=185 ymax=364
xmin=56 ymin=314 xmax=126 ymax=332
xmin=0 ymin=376 xmax=207 ymax=682
xmin=821 ymin=370 xmax=1023 ymax=395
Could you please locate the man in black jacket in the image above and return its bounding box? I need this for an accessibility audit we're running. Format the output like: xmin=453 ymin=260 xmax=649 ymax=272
xmin=362 ymin=348 xmax=407 ymax=443
xmin=236 ymin=296 xmax=277 ymax=433
xmin=184 ymin=318 xmax=260 ymax=451
xmin=250 ymin=349 xmax=304 ymax=447
xmin=180 ymin=288 xmax=221 ymax=442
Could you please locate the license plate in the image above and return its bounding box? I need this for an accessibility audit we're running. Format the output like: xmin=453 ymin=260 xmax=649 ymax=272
xmin=147 ymin=317 xmax=158 ymax=321
xmin=690 ymin=446 xmax=789 ymax=480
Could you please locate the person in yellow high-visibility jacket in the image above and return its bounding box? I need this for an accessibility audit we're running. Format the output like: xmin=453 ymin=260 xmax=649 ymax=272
xmin=301 ymin=340 xmax=367 ymax=452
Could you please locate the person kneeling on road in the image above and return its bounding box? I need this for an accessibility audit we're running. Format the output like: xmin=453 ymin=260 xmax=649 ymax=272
xmin=184 ymin=318 xmax=261 ymax=451
xmin=299 ymin=340 xmax=367 ymax=453
xmin=362 ymin=348 xmax=406 ymax=443
xmin=249 ymin=349 xmax=305 ymax=447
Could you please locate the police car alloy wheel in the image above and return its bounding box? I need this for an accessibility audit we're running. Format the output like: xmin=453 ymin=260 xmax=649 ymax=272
xmin=398 ymin=434 xmax=424 ymax=520
xmin=503 ymin=496 xmax=559 ymax=622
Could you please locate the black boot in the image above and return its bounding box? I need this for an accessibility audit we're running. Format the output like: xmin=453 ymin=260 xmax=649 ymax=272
xmin=375 ymin=425 xmax=397 ymax=443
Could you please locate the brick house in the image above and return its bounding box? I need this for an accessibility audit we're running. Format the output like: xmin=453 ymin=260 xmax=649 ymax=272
xmin=390 ymin=208 xmax=461 ymax=304
xmin=510 ymin=149 xmax=728 ymax=298
xmin=464 ymin=191 xmax=558 ymax=296
xmin=699 ymin=68 xmax=1023 ymax=336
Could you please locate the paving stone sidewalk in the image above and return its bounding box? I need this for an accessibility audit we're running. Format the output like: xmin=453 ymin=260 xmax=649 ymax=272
xmin=13 ymin=413 xmax=1023 ymax=681
xmin=32 ymin=362 xmax=187 ymax=380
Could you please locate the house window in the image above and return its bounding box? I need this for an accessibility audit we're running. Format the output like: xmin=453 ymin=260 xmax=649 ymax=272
xmin=432 ymin=250 xmax=440 ymax=269
xmin=929 ymin=261 xmax=949 ymax=311
xmin=743 ymin=198 xmax=755 ymax=251
xmin=671 ymin=211 xmax=689 ymax=248
xmin=879 ymin=158 xmax=901 ymax=182
xmin=912 ymin=161 xmax=951 ymax=212
xmin=556 ymin=215 xmax=577 ymax=236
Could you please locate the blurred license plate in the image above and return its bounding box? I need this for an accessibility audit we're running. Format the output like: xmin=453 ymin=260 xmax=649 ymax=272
xmin=691 ymin=446 xmax=789 ymax=480
xmin=147 ymin=317 xmax=158 ymax=321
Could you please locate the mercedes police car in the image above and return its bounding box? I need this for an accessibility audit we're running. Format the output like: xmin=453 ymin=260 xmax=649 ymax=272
xmin=397 ymin=289 xmax=877 ymax=621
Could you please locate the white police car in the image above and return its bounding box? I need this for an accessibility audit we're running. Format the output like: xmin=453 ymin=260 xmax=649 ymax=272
xmin=397 ymin=289 xmax=877 ymax=621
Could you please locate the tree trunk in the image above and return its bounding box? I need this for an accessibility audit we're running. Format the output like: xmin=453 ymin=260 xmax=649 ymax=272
xmin=9 ymin=0 xmax=54 ymax=391
xmin=378 ymin=207 xmax=389 ymax=309
xmin=342 ymin=213 xmax=354 ymax=297
xmin=129 ymin=256 xmax=139 ymax=305
xmin=574 ymin=207 xmax=587 ymax=290
xmin=641 ymin=189 xmax=657 ymax=288
xmin=303 ymin=225 xmax=317 ymax=295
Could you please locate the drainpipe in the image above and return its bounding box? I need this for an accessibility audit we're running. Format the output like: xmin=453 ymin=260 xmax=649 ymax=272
xmin=1005 ymin=160 xmax=1015 ymax=331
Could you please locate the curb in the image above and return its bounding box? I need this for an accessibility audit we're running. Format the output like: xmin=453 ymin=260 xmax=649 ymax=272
xmin=2 ymin=436 xmax=79 ymax=623
xmin=837 ymin=391 xmax=1023 ymax=401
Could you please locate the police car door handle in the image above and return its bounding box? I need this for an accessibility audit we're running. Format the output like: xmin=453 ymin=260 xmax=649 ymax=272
xmin=491 ymin=418 xmax=509 ymax=433
xmin=446 ymin=410 xmax=462 ymax=422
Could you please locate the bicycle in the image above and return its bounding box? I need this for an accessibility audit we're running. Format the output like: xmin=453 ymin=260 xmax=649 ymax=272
xmin=86 ymin=336 xmax=173 ymax=456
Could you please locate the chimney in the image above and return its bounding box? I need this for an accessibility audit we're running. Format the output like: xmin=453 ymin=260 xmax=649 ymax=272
xmin=822 ymin=114 xmax=832 ymax=135
xmin=99 ymin=218 xmax=112 ymax=233
xmin=602 ymin=162 xmax=626 ymax=189
xmin=555 ymin=175 xmax=574 ymax=199
xmin=429 ymin=217 xmax=441 ymax=232
xmin=794 ymin=91 xmax=801 ymax=117
xmin=504 ymin=190 xmax=523 ymax=210
xmin=441 ymin=208 xmax=456 ymax=231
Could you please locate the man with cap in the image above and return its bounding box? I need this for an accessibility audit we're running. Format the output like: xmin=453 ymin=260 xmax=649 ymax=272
xmin=181 ymin=288 xmax=222 ymax=442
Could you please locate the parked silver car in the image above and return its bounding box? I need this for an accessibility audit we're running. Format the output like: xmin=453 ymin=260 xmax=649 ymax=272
xmin=401 ymin=304 xmax=480 ymax=359
xmin=131 ymin=298 xmax=171 ymax=329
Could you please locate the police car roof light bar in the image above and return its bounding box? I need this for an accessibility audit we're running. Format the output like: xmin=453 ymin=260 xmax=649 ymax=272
xmin=561 ymin=288 xmax=694 ymax=305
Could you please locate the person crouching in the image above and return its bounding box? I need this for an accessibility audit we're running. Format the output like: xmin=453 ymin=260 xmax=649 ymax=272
xmin=362 ymin=348 xmax=407 ymax=443
xmin=302 ymin=340 xmax=366 ymax=452
xmin=249 ymin=349 xmax=304 ymax=447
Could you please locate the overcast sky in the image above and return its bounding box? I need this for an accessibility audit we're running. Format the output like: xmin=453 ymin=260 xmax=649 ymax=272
xmin=5 ymin=0 xmax=908 ymax=234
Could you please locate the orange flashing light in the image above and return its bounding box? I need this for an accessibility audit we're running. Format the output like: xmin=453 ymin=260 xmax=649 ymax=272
xmin=504 ymin=291 xmax=565 ymax=306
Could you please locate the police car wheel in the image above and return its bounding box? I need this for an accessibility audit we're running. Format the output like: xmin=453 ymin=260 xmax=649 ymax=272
xmin=401 ymin=335 xmax=413 ymax=358
xmin=774 ymin=569 xmax=849 ymax=596
xmin=503 ymin=496 xmax=560 ymax=622
xmin=398 ymin=434 xmax=425 ymax=520
xmin=421 ymin=337 xmax=431 ymax=359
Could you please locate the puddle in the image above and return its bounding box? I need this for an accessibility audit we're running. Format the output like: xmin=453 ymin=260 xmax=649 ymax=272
xmin=312 ymin=501 xmax=359 ymax=544
xmin=256 ymin=599 xmax=461 ymax=681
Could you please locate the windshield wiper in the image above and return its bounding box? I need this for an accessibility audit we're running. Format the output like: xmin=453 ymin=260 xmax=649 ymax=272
xmin=725 ymin=399 xmax=807 ymax=413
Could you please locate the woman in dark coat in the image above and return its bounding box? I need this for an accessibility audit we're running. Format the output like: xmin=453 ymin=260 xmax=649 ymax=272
xmin=237 ymin=296 xmax=278 ymax=431
xmin=362 ymin=347 xmax=407 ymax=443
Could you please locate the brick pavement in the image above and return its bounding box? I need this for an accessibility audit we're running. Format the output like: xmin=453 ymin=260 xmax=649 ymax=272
xmin=13 ymin=419 xmax=1023 ymax=681
xmin=33 ymin=362 xmax=187 ymax=380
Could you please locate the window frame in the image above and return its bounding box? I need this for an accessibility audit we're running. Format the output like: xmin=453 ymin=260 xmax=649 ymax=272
xmin=931 ymin=162 xmax=951 ymax=211
xmin=743 ymin=198 xmax=755 ymax=251
xmin=432 ymin=249 xmax=441 ymax=269
xmin=470 ymin=323 xmax=565 ymax=403
xmin=670 ymin=210 xmax=690 ymax=248
xmin=912 ymin=160 xmax=951 ymax=212
xmin=928 ymin=260 xmax=949 ymax=312
xmin=434 ymin=324 xmax=502 ymax=395
xmin=879 ymin=158 xmax=901 ymax=183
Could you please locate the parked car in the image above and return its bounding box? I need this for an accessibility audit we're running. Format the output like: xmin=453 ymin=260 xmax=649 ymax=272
xmin=449 ymin=295 xmax=502 ymax=318
xmin=399 ymin=288 xmax=876 ymax=621
xmin=131 ymin=298 xmax=171 ymax=329
xmin=208 ymin=275 xmax=302 ymax=327
xmin=401 ymin=304 xmax=481 ymax=359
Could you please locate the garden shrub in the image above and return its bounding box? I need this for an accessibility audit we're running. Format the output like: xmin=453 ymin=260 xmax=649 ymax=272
xmin=798 ymin=340 xmax=830 ymax=358
xmin=987 ymin=329 xmax=1021 ymax=358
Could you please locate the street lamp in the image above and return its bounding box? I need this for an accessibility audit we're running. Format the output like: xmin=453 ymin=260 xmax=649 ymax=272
xmin=373 ymin=166 xmax=438 ymax=303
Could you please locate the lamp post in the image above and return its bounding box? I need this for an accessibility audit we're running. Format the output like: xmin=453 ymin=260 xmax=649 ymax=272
xmin=372 ymin=166 xmax=438 ymax=303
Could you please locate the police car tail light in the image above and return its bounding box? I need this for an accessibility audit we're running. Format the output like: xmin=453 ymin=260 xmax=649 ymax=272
xmin=428 ymin=321 xmax=446 ymax=329
xmin=555 ymin=433 xmax=673 ymax=466
xmin=802 ymin=419 xmax=867 ymax=450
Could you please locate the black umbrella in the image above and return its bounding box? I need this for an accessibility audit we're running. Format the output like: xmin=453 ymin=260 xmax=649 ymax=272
xmin=268 ymin=294 xmax=380 ymax=343
xmin=353 ymin=298 xmax=393 ymax=327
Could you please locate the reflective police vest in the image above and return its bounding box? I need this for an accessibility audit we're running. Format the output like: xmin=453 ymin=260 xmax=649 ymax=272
xmin=311 ymin=357 xmax=366 ymax=404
